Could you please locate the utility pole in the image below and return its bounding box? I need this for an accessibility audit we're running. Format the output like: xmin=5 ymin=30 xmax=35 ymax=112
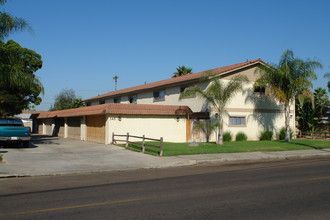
xmin=113 ymin=75 xmax=119 ymax=91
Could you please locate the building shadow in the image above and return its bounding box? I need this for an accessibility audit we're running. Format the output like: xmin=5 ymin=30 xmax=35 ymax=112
xmin=0 ymin=142 xmax=38 ymax=149
xmin=52 ymin=118 xmax=64 ymax=137
xmin=244 ymin=90 xmax=282 ymax=132
xmin=31 ymin=135 xmax=60 ymax=145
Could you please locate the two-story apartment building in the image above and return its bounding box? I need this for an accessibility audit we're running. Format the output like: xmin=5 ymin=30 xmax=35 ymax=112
xmin=37 ymin=59 xmax=295 ymax=144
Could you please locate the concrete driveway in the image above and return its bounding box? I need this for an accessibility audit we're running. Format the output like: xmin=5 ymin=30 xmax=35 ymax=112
xmin=2 ymin=135 xmax=329 ymax=178
xmin=0 ymin=135 xmax=192 ymax=177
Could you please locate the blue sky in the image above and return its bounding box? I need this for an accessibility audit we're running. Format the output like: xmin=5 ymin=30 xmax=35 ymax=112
xmin=3 ymin=0 xmax=330 ymax=110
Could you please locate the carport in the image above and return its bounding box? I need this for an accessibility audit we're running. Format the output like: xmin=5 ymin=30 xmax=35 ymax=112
xmin=37 ymin=103 xmax=193 ymax=144
xmin=38 ymin=104 xmax=108 ymax=142
xmin=67 ymin=117 xmax=82 ymax=140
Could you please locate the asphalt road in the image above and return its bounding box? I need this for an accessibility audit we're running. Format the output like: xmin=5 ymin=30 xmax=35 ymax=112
xmin=1 ymin=158 xmax=330 ymax=219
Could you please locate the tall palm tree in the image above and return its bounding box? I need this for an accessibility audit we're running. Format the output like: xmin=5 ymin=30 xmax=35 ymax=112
xmin=180 ymin=73 xmax=249 ymax=145
xmin=113 ymin=75 xmax=119 ymax=91
xmin=324 ymin=68 xmax=330 ymax=92
xmin=0 ymin=0 xmax=31 ymax=41
xmin=172 ymin=66 xmax=193 ymax=78
xmin=255 ymin=50 xmax=322 ymax=142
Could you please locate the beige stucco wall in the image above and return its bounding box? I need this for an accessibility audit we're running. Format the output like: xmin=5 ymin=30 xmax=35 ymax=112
xmin=221 ymin=66 xmax=260 ymax=82
xmin=98 ymin=67 xmax=286 ymax=113
xmin=203 ymin=109 xmax=295 ymax=141
xmin=107 ymin=115 xmax=187 ymax=143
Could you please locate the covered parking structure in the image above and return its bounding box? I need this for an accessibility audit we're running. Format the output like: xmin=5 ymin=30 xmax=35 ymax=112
xmin=37 ymin=103 xmax=193 ymax=144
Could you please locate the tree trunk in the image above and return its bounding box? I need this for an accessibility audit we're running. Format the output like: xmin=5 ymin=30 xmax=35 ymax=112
xmin=285 ymin=104 xmax=291 ymax=143
xmin=216 ymin=117 xmax=223 ymax=145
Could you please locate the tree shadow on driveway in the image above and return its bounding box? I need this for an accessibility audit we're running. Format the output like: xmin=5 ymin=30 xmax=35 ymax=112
xmin=0 ymin=135 xmax=60 ymax=149
xmin=31 ymin=135 xmax=60 ymax=145
xmin=0 ymin=141 xmax=38 ymax=149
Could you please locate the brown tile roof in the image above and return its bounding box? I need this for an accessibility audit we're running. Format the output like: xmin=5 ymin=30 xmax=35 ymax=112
xmin=37 ymin=104 xmax=193 ymax=119
xmin=38 ymin=104 xmax=108 ymax=119
xmin=84 ymin=59 xmax=266 ymax=102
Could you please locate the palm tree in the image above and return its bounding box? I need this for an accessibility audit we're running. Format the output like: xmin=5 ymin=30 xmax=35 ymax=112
xmin=180 ymin=73 xmax=249 ymax=145
xmin=172 ymin=66 xmax=193 ymax=78
xmin=193 ymin=120 xmax=219 ymax=143
xmin=0 ymin=0 xmax=31 ymax=41
xmin=324 ymin=68 xmax=330 ymax=92
xmin=113 ymin=75 xmax=119 ymax=91
xmin=314 ymin=87 xmax=330 ymax=119
xmin=255 ymin=50 xmax=322 ymax=142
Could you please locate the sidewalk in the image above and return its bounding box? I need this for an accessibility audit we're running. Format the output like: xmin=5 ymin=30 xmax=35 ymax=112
xmin=1 ymin=137 xmax=330 ymax=178
xmin=176 ymin=149 xmax=330 ymax=164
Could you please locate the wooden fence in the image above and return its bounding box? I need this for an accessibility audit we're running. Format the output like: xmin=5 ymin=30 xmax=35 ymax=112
xmin=112 ymin=132 xmax=163 ymax=156
xmin=296 ymin=131 xmax=330 ymax=140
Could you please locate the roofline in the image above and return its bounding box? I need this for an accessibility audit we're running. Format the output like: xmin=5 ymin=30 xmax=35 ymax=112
xmin=83 ymin=59 xmax=267 ymax=102
xmin=37 ymin=103 xmax=193 ymax=119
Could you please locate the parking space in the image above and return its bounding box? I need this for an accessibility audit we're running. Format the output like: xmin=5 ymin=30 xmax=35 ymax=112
xmin=0 ymin=135 xmax=188 ymax=177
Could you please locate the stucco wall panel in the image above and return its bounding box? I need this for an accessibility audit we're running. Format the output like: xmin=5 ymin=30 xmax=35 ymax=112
xmin=108 ymin=115 xmax=187 ymax=143
xmin=205 ymin=111 xmax=294 ymax=142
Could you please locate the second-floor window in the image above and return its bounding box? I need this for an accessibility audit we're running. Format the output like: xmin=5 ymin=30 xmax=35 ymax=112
xmin=254 ymin=86 xmax=265 ymax=94
xmin=99 ymin=100 xmax=105 ymax=104
xmin=153 ymin=90 xmax=165 ymax=101
xmin=129 ymin=95 xmax=137 ymax=104
xmin=113 ymin=97 xmax=121 ymax=103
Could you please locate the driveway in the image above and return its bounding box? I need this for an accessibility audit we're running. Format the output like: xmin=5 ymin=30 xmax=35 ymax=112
xmin=0 ymin=135 xmax=192 ymax=177
xmin=2 ymin=135 xmax=330 ymax=178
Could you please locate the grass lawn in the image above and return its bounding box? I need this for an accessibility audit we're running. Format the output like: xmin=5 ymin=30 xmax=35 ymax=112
xmin=119 ymin=139 xmax=330 ymax=156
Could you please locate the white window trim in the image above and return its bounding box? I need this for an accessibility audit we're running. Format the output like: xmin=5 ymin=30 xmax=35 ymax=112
xmin=228 ymin=115 xmax=246 ymax=127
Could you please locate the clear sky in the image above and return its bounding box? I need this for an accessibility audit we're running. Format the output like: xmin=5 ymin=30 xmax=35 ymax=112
xmin=3 ymin=0 xmax=330 ymax=110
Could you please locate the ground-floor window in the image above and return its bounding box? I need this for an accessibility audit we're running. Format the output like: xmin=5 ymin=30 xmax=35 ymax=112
xmin=229 ymin=116 xmax=246 ymax=126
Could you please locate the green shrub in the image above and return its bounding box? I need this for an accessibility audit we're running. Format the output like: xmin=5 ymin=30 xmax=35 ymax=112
xmin=259 ymin=130 xmax=273 ymax=141
xmin=235 ymin=132 xmax=247 ymax=141
xmin=223 ymin=131 xmax=232 ymax=142
xmin=279 ymin=127 xmax=293 ymax=140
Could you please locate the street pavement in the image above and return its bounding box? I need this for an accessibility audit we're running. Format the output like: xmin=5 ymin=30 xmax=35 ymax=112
xmin=1 ymin=135 xmax=330 ymax=178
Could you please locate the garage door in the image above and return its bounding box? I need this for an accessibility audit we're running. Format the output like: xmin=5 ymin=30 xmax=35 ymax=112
xmin=67 ymin=117 xmax=82 ymax=140
xmin=86 ymin=115 xmax=106 ymax=143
